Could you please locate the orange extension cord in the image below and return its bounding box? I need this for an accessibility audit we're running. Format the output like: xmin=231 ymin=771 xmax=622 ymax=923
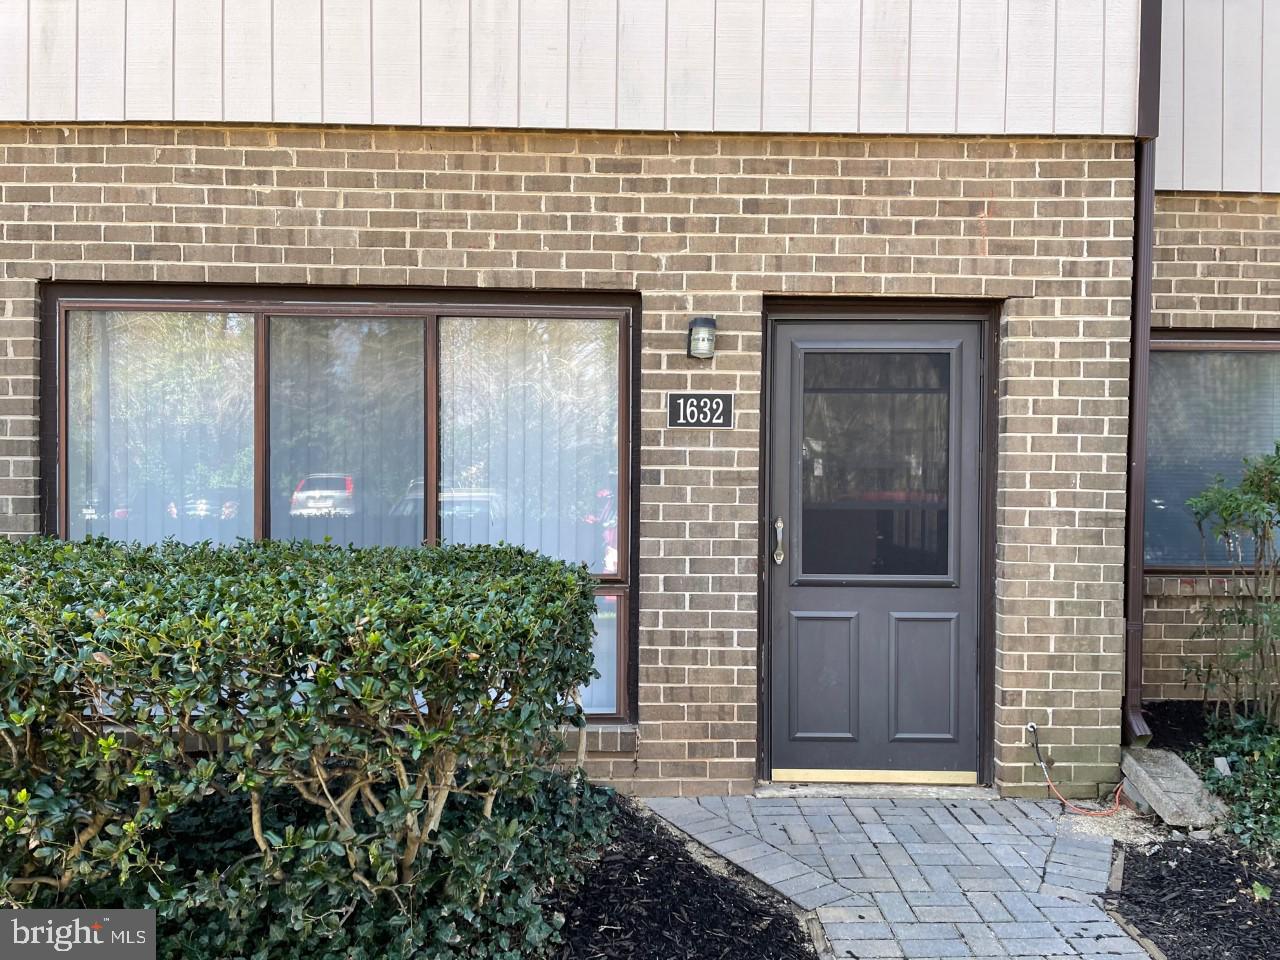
xmin=1028 ymin=722 xmax=1126 ymax=817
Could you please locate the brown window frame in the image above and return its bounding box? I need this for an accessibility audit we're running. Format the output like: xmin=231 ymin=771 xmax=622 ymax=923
xmin=41 ymin=283 xmax=638 ymax=722
xmin=1145 ymin=329 xmax=1280 ymax=575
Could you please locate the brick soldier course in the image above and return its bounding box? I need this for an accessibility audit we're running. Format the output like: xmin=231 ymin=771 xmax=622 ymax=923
xmin=0 ymin=124 xmax=1136 ymax=798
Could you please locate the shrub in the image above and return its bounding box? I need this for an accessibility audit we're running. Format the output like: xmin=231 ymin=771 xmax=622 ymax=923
xmin=1198 ymin=714 xmax=1280 ymax=857
xmin=0 ymin=537 xmax=611 ymax=958
xmin=1187 ymin=443 xmax=1280 ymax=726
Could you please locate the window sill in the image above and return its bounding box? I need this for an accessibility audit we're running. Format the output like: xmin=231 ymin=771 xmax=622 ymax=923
xmin=559 ymin=722 xmax=638 ymax=755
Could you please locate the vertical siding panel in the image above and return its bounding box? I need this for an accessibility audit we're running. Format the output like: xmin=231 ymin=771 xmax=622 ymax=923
xmin=78 ymin=0 xmax=126 ymax=121
xmin=568 ymin=0 xmax=618 ymax=128
xmin=1155 ymin=0 xmax=1183 ymax=189
xmin=1101 ymin=0 xmax=1139 ymax=135
xmin=957 ymin=0 xmax=1007 ymax=133
xmin=273 ymin=0 xmax=323 ymax=123
xmin=0 ymin=0 xmax=27 ymax=119
xmin=666 ymin=0 xmax=714 ymax=130
xmin=225 ymin=0 xmax=273 ymax=122
xmin=29 ymin=0 xmax=76 ymax=120
xmin=422 ymin=0 xmax=469 ymax=126
xmin=1053 ymin=0 xmax=1103 ymax=133
xmin=1221 ymin=0 xmax=1262 ymax=192
xmin=1005 ymin=0 xmax=1054 ymax=133
xmin=520 ymin=0 xmax=569 ymax=127
xmin=470 ymin=0 xmax=519 ymax=127
xmin=859 ymin=0 xmax=909 ymax=132
xmin=616 ymin=0 xmax=665 ymax=128
xmin=810 ymin=0 xmax=860 ymax=132
xmin=1182 ymin=0 xmax=1223 ymax=190
xmin=322 ymin=0 xmax=372 ymax=123
xmin=174 ymin=0 xmax=223 ymax=121
xmin=371 ymin=0 xmax=421 ymax=125
xmin=714 ymin=0 xmax=763 ymax=130
xmin=762 ymin=0 xmax=811 ymax=132
xmin=908 ymin=0 xmax=959 ymax=133
xmin=125 ymin=0 xmax=175 ymax=120
xmin=1264 ymin=0 xmax=1280 ymax=192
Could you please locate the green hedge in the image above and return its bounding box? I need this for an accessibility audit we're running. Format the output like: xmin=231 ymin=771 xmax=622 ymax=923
xmin=0 ymin=537 xmax=611 ymax=959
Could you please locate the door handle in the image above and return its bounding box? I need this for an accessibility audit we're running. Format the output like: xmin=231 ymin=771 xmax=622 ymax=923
xmin=772 ymin=516 xmax=785 ymax=565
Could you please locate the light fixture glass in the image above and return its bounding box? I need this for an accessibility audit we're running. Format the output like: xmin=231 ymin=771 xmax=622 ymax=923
xmin=687 ymin=316 xmax=717 ymax=359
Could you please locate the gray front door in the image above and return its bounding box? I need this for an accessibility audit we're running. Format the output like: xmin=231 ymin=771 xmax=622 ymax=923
xmin=768 ymin=320 xmax=982 ymax=780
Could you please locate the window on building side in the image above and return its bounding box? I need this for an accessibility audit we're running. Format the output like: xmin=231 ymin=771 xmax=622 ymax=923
xmin=1145 ymin=340 xmax=1280 ymax=568
xmin=55 ymin=293 xmax=632 ymax=719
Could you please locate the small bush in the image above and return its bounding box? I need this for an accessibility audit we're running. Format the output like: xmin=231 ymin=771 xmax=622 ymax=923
xmin=0 ymin=537 xmax=612 ymax=958
xmin=1198 ymin=714 xmax=1280 ymax=857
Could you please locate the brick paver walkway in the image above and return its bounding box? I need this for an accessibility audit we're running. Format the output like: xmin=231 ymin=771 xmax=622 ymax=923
xmin=646 ymin=794 xmax=1147 ymax=960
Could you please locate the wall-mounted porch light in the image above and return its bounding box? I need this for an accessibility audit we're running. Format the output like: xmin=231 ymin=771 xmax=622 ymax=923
xmin=687 ymin=316 xmax=717 ymax=359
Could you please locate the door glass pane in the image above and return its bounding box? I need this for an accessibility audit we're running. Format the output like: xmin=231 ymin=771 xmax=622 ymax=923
xmin=580 ymin=594 xmax=619 ymax=714
xmin=438 ymin=316 xmax=620 ymax=573
xmin=1145 ymin=349 xmax=1280 ymax=566
xmin=801 ymin=351 xmax=950 ymax=576
xmin=269 ymin=316 xmax=425 ymax=547
xmin=67 ymin=310 xmax=255 ymax=545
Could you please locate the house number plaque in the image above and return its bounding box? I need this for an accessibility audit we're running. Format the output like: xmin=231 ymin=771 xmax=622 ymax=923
xmin=667 ymin=392 xmax=734 ymax=429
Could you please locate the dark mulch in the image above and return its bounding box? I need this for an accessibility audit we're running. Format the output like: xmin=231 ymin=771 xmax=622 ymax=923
xmin=1111 ymin=839 xmax=1280 ymax=960
xmin=1144 ymin=698 xmax=1213 ymax=752
xmin=548 ymin=796 xmax=816 ymax=960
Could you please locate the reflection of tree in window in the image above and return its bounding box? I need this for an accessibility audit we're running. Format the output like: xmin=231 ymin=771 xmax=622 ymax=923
xmin=67 ymin=311 xmax=254 ymax=545
xmin=801 ymin=352 xmax=949 ymax=576
xmin=439 ymin=317 xmax=619 ymax=573
xmin=268 ymin=317 xmax=425 ymax=548
xmin=1146 ymin=349 xmax=1280 ymax=567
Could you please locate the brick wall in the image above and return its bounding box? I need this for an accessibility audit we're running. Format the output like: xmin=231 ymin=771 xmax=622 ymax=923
xmin=1142 ymin=192 xmax=1280 ymax=701
xmin=0 ymin=125 xmax=1135 ymax=797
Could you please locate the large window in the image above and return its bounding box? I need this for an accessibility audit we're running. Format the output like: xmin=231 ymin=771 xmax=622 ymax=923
xmin=1145 ymin=338 xmax=1280 ymax=569
xmin=51 ymin=292 xmax=633 ymax=718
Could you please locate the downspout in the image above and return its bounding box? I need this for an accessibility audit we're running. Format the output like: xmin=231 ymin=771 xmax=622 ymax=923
xmin=1122 ymin=0 xmax=1162 ymax=746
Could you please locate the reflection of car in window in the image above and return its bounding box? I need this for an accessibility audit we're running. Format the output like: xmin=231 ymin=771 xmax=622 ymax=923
xmin=583 ymin=487 xmax=619 ymax=575
xmin=289 ymin=473 xmax=356 ymax=518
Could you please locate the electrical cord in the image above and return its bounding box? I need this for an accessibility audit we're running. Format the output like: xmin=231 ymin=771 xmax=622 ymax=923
xmin=1026 ymin=722 xmax=1125 ymax=817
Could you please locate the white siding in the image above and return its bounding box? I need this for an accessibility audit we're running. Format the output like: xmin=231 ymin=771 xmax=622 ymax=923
xmin=224 ymin=0 xmax=273 ymax=122
xmin=860 ymin=0 xmax=910 ymax=132
xmin=714 ymin=0 xmax=763 ymax=130
xmin=273 ymin=0 xmax=323 ymax=123
xmin=1102 ymin=0 xmax=1139 ymax=135
xmin=323 ymin=0 xmax=373 ymax=124
xmin=126 ymin=0 xmax=174 ymax=120
xmin=956 ymin=0 xmax=1008 ymax=134
xmin=810 ymin=0 xmax=860 ymax=132
xmin=617 ymin=0 xmax=666 ymax=128
xmin=909 ymin=0 xmax=959 ymax=134
xmin=28 ymin=0 xmax=76 ymax=121
xmin=1005 ymin=0 xmax=1055 ymax=133
xmin=1157 ymin=0 xmax=1280 ymax=193
xmin=470 ymin=0 xmax=519 ymax=127
xmin=666 ymin=0 xmax=714 ymax=131
xmin=568 ymin=0 xmax=618 ymax=129
xmin=372 ymin=0 xmax=423 ymax=126
xmin=78 ymin=0 xmax=126 ymax=121
xmin=174 ymin=0 xmax=224 ymax=121
xmin=520 ymin=0 xmax=569 ymax=128
xmin=762 ymin=0 xmax=811 ymax=132
xmin=4 ymin=0 xmax=1139 ymax=135
xmin=421 ymin=0 xmax=470 ymax=126
xmin=0 ymin=0 xmax=29 ymax=120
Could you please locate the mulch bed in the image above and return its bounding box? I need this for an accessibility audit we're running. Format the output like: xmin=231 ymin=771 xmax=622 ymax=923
xmin=1144 ymin=698 xmax=1214 ymax=753
xmin=548 ymin=796 xmax=816 ymax=960
xmin=1111 ymin=838 xmax=1280 ymax=960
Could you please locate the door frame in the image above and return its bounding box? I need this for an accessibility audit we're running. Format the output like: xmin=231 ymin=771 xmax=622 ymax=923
xmin=757 ymin=299 xmax=1000 ymax=785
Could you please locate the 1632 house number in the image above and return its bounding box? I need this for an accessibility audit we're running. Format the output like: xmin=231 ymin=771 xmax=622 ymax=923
xmin=668 ymin=392 xmax=734 ymax=428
